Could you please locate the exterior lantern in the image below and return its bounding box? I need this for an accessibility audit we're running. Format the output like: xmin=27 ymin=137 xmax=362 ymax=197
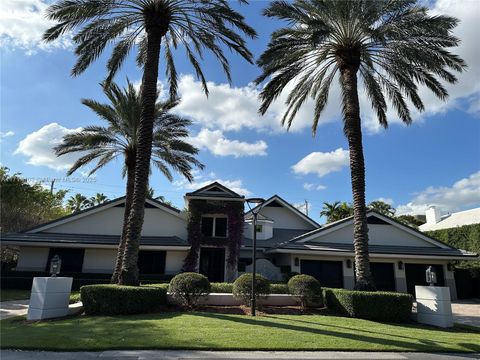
xmin=49 ymin=255 xmax=62 ymax=277
xmin=346 ymin=259 xmax=352 ymax=269
xmin=425 ymin=266 xmax=437 ymax=286
xmin=398 ymin=261 xmax=404 ymax=270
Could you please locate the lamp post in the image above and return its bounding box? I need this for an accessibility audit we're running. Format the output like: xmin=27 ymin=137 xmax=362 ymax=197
xmin=246 ymin=197 xmax=265 ymax=317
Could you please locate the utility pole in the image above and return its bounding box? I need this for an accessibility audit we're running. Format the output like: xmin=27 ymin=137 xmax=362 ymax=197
xmin=304 ymin=200 xmax=309 ymax=216
xmin=50 ymin=179 xmax=55 ymax=194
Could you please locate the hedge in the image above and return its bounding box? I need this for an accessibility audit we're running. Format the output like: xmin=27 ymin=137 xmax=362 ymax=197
xmin=288 ymin=274 xmax=322 ymax=309
xmin=211 ymin=282 xmax=233 ymax=293
xmin=323 ymin=288 xmax=413 ymax=323
xmin=168 ymin=273 xmax=210 ymax=309
xmin=233 ymin=273 xmax=270 ymax=305
xmin=80 ymin=284 xmax=167 ymax=315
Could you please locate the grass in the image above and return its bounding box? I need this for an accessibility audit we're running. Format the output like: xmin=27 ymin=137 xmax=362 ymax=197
xmin=1 ymin=312 xmax=479 ymax=352
xmin=1 ymin=289 xmax=80 ymax=303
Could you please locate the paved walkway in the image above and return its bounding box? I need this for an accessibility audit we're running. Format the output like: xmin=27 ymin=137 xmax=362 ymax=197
xmin=1 ymin=350 xmax=480 ymax=360
xmin=452 ymin=300 xmax=480 ymax=327
xmin=0 ymin=300 xmax=29 ymax=320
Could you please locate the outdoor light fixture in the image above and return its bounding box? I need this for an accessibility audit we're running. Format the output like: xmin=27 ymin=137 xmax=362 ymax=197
xmin=398 ymin=261 xmax=404 ymax=270
xmin=426 ymin=266 xmax=437 ymax=286
xmin=49 ymin=255 xmax=62 ymax=277
xmin=447 ymin=263 xmax=453 ymax=271
xmin=245 ymin=197 xmax=265 ymax=317
xmin=346 ymin=259 xmax=352 ymax=269
xmin=294 ymin=257 xmax=299 ymax=267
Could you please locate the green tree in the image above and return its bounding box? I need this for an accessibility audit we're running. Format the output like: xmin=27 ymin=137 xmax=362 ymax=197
xmin=396 ymin=214 xmax=425 ymax=228
xmin=0 ymin=167 xmax=68 ymax=233
xmin=368 ymin=200 xmax=395 ymax=216
xmin=44 ymin=0 xmax=256 ymax=285
xmin=67 ymin=193 xmax=89 ymax=213
xmin=55 ymin=80 xmax=204 ymax=284
xmin=87 ymin=193 xmax=109 ymax=207
xmin=320 ymin=201 xmax=353 ymax=223
xmin=256 ymin=0 xmax=465 ymax=290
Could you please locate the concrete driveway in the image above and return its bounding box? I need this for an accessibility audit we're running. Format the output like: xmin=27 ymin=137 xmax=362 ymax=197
xmin=452 ymin=300 xmax=480 ymax=327
xmin=0 ymin=300 xmax=29 ymax=320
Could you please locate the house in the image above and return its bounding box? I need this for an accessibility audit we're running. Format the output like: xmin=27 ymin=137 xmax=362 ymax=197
xmin=419 ymin=206 xmax=480 ymax=232
xmin=1 ymin=182 xmax=477 ymax=299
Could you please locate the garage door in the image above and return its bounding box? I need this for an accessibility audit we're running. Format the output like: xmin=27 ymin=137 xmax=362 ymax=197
xmin=370 ymin=262 xmax=396 ymax=292
xmin=405 ymin=264 xmax=445 ymax=297
xmin=301 ymin=260 xmax=343 ymax=288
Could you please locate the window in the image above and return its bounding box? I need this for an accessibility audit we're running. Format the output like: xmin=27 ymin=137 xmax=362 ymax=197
xmin=255 ymin=224 xmax=263 ymax=233
xmin=46 ymin=248 xmax=85 ymax=273
xmin=201 ymin=216 xmax=228 ymax=237
xmin=138 ymin=251 xmax=166 ymax=274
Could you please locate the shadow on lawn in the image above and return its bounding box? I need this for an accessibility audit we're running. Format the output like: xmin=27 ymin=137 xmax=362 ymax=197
xmin=190 ymin=312 xmax=480 ymax=352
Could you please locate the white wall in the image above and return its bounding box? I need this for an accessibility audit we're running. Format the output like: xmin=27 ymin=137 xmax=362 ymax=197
xmin=309 ymin=223 xmax=437 ymax=247
xmin=260 ymin=207 xmax=314 ymax=230
xmin=244 ymin=221 xmax=273 ymax=240
xmin=44 ymin=207 xmax=188 ymax=239
xmin=82 ymin=249 xmax=116 ymax=273
xmin=165 ymin=251 xmax=187 ymax=274
xmin=16 ymin=247 xmax=49 ymax=271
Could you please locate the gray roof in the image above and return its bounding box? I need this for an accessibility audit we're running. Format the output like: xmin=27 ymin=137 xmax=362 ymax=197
xmin=267 ymin=241 xmax=477 ymax=258
xmin=1 ymin=232 xmax=189 ymax=247
xmin=242 ymin=229 xmax=308 ymax=249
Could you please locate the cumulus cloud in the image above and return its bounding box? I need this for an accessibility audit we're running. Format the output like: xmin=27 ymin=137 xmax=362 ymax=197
xmin=293 ymin=148 xmax=350 ymax=177
xmin=0 ymin=131 xmax=15 ymax=141
xmin=372 ymin=197 xmax=394 ymax=205
xmin=396 ymin=171 xmax=480 ymax=215
xmin=303 ymin=183 xmax=327 ymax=191
xmin=15 ymin=123 xmax=82 ymax=171
xmin=189 ymin=128 xmax=267 ymax=157
xmin=174 ymin=172 xmax=251 ymax=196
xmin=0 ymin=0 xmax=72 ymax=54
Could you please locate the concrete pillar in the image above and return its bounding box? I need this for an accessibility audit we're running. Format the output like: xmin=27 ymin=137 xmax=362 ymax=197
xmin=343 ymin=259 xmax=355 ymax=290
xmin=444 ymin=263 xmax=458 ymax=300
xmin=394 ymin=261 xmax=408 ymax=293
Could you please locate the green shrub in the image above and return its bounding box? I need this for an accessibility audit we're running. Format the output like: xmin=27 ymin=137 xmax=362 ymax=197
xmin=233 ymin=273 xmax=270 ymax=306
xmin=270 ymin=283 xmax=289 ymax=294
xmin=211 ymin=282 xmax=233 ymax=293
xmin=323 ymin=288 xmax=413 ymax=323
xmin=288 ymin=275 xmax=323 ymax=309
xmin=80 ymin=285 xmax=166 ymax=315
xmin=168 ymin=272 xmax=210 ymax=309
xmin=69 ymin=292 xmax=81 ymax=304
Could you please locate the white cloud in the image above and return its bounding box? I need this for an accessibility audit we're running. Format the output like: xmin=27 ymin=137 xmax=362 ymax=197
xmin=293 ymin=148 xmax=350 ymax=177
xmin=15 ymin=123 xmax=82 ymax=171
xmin=373 ymin=197 xmax=394 ymax=205
xmin=0 ymin=0 xmax=72 ymax=54
xmin=189 ymin=128 xmax=267 ymax=157
xmin=303 ymin=183 xmax=327 ymax=191
xmin=0 ymin=131 xmax=14 ymax=141
xmin=174 ymin=172 xmax=251 ymax=196
xmin=396 ymin=171 xmax=480 ymax=215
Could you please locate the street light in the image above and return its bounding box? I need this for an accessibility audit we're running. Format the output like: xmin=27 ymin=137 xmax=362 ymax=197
xmin=246 ymin=197 xmax=265 ymax=317
xmin=49 ymin=255 xmax=62 ymax=277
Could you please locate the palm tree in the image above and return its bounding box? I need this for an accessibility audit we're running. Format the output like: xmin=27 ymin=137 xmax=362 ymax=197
xmin=66 ymin=193 xmax=89 ymax=213
xmin=87 ymin=193 xmax=109 ymax=207
xmin=44 ymin=1 xmax=256 ymax=285
xmin=256 ymin=0 xmax=465 ymax=290
xmin=55 ymin=80 xmax=204 ymax=284
xmin=368 ymin=200 xmax=395 ymax=216
xmin=320 ymin=201 xmax=353 ymax=223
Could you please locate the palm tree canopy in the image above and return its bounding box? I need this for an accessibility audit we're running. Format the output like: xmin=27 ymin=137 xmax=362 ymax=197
xmin=43 ymin=0 xmax=257 ymax=97
xmin=67 ymin=193 xmax=89 ymax=213
xmin=321 ymin=201 xmax=353 ymax=223
xmin=256 ymin=0 xmax=466 ymax=133
xmin=54 ymin=80 xmax=204 ymax=181
xmin=368 ymin=200 xmax=395 ymax=216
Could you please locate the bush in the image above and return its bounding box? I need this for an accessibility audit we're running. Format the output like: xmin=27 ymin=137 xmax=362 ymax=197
xmin=168 ymin=272 xmax=210 ymax=309
xmin=270 ymin=283 xmax=289 ymax=294
xmin=323 ymin=288 xmax=413 ymax=323
xmin=211 ymin=282 xmax=233 ymax=293
xmin=288 ymin=275 xmax=323 ymax=309
xmin=233 ymin=273 xmax=270 ymax=306
xmin=80 ymin=284 xmax=167 ymax=315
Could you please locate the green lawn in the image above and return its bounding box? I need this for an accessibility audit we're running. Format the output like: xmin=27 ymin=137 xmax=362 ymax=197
xmin=1 ymin=289 xmax=80 ymax=303
xmin=1 ymin=312 xmax=479 ymax=352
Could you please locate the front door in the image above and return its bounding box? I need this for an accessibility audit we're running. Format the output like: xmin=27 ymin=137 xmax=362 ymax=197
xmin=199 ymin=247 xmax=225 ymax=282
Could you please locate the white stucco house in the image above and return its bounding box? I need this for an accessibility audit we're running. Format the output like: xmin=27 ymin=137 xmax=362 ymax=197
xmin=1 ymin=182 xmax=477 ymax=299
xmin=419 ymin=206 xmax=480 ymax=232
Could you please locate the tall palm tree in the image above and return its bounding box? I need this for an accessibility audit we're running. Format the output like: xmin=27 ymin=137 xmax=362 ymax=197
xmin=320 ymin=201 xmax=353 ymax=223
xmin=66 ymin=193 xmax=89 ymax=213
xmin=55 ymin=80 xmax=204 ymax=284
xmin=368 ymin=200 xmax=395 ymax=216
xmin=87 ymin=193 xmax=109 ymax=207
xmin=256 ymin=0 xmax=465 ymax=290
xmin=44 ymin=0 xmax=256 ymax=285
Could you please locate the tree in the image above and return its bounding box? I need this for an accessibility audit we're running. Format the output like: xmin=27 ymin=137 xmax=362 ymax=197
xmin=320 ymin=201 xmax=353 ymax=223
xmin=66 ymin=193 xmax=89 ymax=213
xmin=45 ymin=0 xmax=256 ymax=285
xmin=256 ymin=0 xmax=465 ymax=290
xmin=55 ymin=80 xmax=204 ymax=284
xmin=0 ymin=167 xmax=68 ymax=234
xmin=87 ymin=193 xmax=109 ymax=207
xmin=396 ymin=214 xmax=425 ymax=228
xmin=368 ymin=200 xmax=395 ymax=216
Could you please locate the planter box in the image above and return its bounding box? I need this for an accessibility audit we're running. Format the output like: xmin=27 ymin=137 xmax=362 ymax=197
xmin=415 ymin=285 xmax=453 ymax=328
xmin=167 ymin=293 xmax=298 ymax=306
xmin=27 ymin=277 xmax=73 ymax=321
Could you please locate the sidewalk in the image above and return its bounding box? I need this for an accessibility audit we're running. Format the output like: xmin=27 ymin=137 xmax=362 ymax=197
xmin=0 ymin=300 xmax=29 ymax=320
xmin=1 ymin=350 xmax=480 ymax=360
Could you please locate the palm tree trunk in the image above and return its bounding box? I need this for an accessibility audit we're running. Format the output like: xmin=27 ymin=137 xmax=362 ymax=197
xmin=119 ymin=29 xmax=162 ymax=286
xmin=340 ymin=63 xmax=376 ymax=291
xmin=111 ymin=156 xmax=135 ymax=284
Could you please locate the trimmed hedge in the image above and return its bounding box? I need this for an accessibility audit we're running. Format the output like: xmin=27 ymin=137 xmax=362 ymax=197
xmin=80 ymin=284 xmax=167 ymax=315
xmin=233 ymin=273 xmax=270 ymax=305
xmin=270 ymin=283 xmax=289 ymax=294
xmin=211 ymin=282 xmax=233 ymax=293
xmin=288 ymin=275 xmax=322 ymax=309
xmin=168 ymin=272 xmax=210 ymax=309
xmin=323 ymin=288 xmax=413 ymax=323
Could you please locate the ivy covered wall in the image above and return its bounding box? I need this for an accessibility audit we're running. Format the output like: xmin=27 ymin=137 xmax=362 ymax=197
xmin=182 ymin=199 xmax=244 ymax=281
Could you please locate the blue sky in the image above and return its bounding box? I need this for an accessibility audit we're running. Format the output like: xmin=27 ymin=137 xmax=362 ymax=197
xmin=1 ymin=0 xmax=479 ymax=224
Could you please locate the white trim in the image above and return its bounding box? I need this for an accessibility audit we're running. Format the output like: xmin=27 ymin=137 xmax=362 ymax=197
xmin=27 ymin=197 xmax=185 ymax=233
xmin=296 ymin=212 xmax=451 ymax=249
xmin=2 ymin=241 xmax=190 ymax=251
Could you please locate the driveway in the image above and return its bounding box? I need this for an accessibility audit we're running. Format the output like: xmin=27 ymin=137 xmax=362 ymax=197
xmin=1 ymin=350 xmax=480 ymax=360
xmin=452 ymin=300 xmax=480 ymax=327
xmin=0 ymin=300 xmax=29 ymax=320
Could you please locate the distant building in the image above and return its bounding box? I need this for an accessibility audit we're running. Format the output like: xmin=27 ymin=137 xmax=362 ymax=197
xmin=419 ymin=206 xmax=480 ymax=232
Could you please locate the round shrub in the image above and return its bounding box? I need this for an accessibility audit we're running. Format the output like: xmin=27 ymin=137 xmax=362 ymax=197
xmin=232 ymin=273 xmax=270 ymax=306
xmin=80 ymin=284 xmax=167 ymax=315
xmin=288 ymin=274 xmax=323 ymax=309
xmin=168 ymin=272 xmax=211 ymax=309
